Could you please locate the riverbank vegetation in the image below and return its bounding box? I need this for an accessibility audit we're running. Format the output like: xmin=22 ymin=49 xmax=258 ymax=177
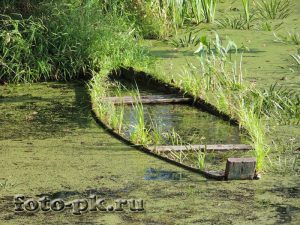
xmin=1 ymin=0 xmax=299 ymax=175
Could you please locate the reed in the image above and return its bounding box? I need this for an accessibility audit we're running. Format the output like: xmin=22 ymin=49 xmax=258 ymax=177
xmin=237 ymin=99 xmax=270 ymax=172
xmin=130 ymin=90 xmax=152 ymax=145
xmin=189 ymin=0 xmax=203 ymax=24
xmin=242 ymin=0 xmax=250 ymax=29
xmin=200 ymin=0 xmax=217 ymax=23
xmin=0 ymin=1 xmax=152 ymax=83
xmin=197 ymin=149 xmax=206 ymax=170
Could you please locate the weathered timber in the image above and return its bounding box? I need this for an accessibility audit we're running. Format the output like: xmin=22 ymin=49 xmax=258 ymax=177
xmin=225 ymin=157 xmax=256 ymax=180
xmin=148 ymin=144 xmax=252 ymax=152
xmin=101 ymin=94 xmax=193 ymax=105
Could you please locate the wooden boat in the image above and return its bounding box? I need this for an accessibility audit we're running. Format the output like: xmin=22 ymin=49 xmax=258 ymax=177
xmin=91 ymin=68 xmax=257 ymax=180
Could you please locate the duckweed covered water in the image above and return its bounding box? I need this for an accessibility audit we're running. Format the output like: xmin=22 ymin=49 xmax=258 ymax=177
xmin=1 ymin=83 xmax=299 ymax=225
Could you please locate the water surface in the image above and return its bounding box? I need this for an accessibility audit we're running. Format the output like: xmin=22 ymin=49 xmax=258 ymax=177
xmin=0 ymin=83 xmax=299 ymax=225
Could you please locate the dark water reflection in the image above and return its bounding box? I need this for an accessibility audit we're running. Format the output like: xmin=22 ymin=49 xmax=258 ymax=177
xmin=144 ymin=168 xmax=186 ymax=181
xmin=123 ymin=104 xmax=245 ymax=145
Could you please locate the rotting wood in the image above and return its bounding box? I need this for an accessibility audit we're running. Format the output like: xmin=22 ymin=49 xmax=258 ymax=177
xmin=225 ymin=157 xmax=256 ymax=180
xmin=101 ymin=94 xmax=193 ymax=105
xmin=148 ymin=144 xmax=252 ymax=152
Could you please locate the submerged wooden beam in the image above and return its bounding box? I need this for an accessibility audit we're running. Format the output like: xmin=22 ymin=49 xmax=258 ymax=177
xmin=148 ymin=144 xmax=252 ymax=152
xmin=101 ymin=94 xmax=193 ymax=105
xmin=225 ymin=158 xmax=256 ymax=180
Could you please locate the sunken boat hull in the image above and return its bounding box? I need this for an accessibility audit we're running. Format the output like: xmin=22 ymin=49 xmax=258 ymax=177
xmin=91 ymin=68 xmax=257 ymax=180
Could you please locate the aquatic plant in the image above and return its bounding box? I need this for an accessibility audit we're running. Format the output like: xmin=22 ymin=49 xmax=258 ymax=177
xmin=167 ymin=128 xmax=183 ymax=146
xmin=197 ymin=149 xmax=206 ymax=170
xmin=0 ymin=1 xmax=152 ymax=83
xmin=189 ymin=0 xmax=203 ymax=24
xmin=170 ymin=31 xmax=201 ymax=47
xmin=194 ymin=33 xmax=238 ymax=60
xmin=273 ymin=31 xmax=300 ymax=45
xmin=216 ymin=15 xmax=248 ymax=30
xmin=200 ymin=0 xmax=217 ymax=23
xmin=242 ymin=0 xmax=250 ymax=29
xmin=130 ymin=91 xmax=152 ymax=145
xmin=254 ymin=0 xmax=291 ymax=19
xmin=0 ymin=15 xmax=52 ymax=82
xmin=291 ymin=51 xmax=300 ymax=66
xmin=261 ymin=83 xmax=300 ymax=125
xmin=149 ymin=120 xmax=164 ymax=146
xmin=266 ymin=139 xmax=299 ymax=174
xmin=237 ymin=99 xmax=270 ymax=172
xmin=168 ymin=46 xmax=271 ymax=172
xmin=255 ymin=21 xmax=283 ymax=31
xmin=111 ymin=105 xmax=125 ymax=134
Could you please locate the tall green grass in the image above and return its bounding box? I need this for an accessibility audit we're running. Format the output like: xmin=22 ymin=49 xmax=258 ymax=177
xmin=0 ymin=15 xmax=51 ymax=82
xmin=0 ymin=1 xmax=151 ymax=83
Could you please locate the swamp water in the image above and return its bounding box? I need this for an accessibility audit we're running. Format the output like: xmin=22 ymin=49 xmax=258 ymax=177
xmin=0 ymin=83 xmax=299 ymax=224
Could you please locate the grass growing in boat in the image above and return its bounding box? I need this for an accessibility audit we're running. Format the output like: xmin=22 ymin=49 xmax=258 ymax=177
xmin=163 ymin=46 xmax=271 ymax=172
xmin=149 ymin=120 xmax=164 ymax=146
xmin=130 ymin=91 xmax=152 ymax=145
xmin=90 ymin=75 xmax=125 ymax=133
xmin=164 ymin=128 xmax=186 ymax=163
xmin=197 ymin=149 xmax=206 ymax=170
xmin=237 ymin=100 xmax=270 ymax=172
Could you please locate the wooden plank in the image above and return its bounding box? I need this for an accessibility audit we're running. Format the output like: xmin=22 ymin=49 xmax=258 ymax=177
xmin=148 ymin=144 xmax=252 ymax=152
xmin=225 ymin=158 xmax=256 ymax=180
xmin=101 ymin=94 xmax=193 ymax=105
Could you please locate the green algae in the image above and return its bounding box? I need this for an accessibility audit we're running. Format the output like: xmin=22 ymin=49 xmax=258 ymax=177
xmin=0 ymin=82 xmax=299 ymax=225
xmin=1 ymin=0 xmax=300 ymax=224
